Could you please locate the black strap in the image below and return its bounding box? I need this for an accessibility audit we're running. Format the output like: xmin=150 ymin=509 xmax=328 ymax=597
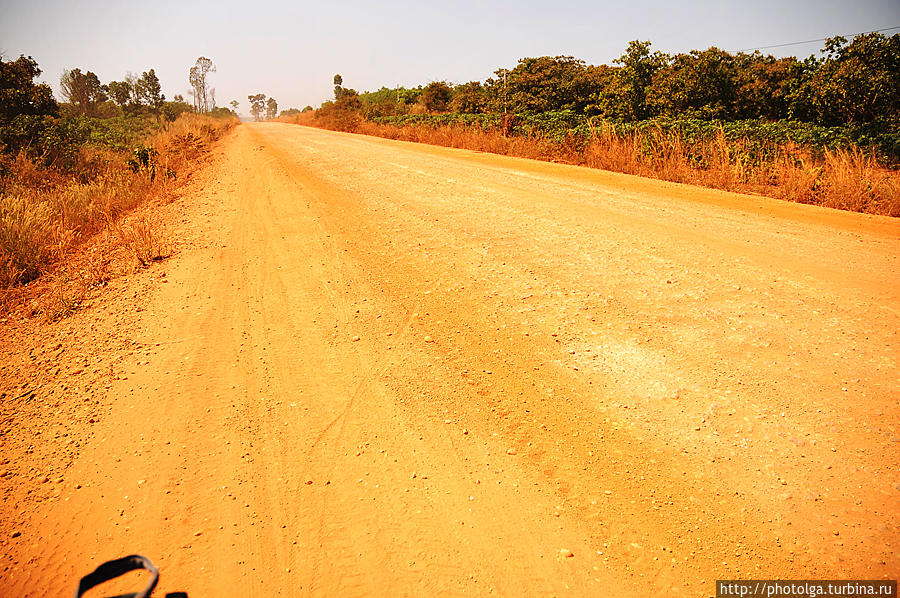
xmin=73 ymin=554 xmax=159 ymax=598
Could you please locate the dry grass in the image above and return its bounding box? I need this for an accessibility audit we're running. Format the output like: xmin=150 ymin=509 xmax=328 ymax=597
xmin=0 ymin=114 xmax=235 ymax=306
xmin=112 ymin=215 xmax=170 ymax=267
xmin=289 ymin=112 xmax=900 ymax=217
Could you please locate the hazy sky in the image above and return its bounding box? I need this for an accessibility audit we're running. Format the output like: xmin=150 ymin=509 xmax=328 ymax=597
xmin=2 ymin=0 xmax=898 ymax=115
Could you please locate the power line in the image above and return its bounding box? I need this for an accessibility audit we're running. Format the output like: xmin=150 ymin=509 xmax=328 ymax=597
xmin=733 ymin=25 xmax=900 ymax=53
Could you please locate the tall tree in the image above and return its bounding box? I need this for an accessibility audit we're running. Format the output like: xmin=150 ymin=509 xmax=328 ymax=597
xmin=248 ymin=93 xmax=266 ymax=121
xmin=107 ymin=79 xmax=134 ymax=110
xmin=266 ymin=97 xmax=278 ymax=119
xmin=0 ymin=55 xmax=58 ymax=123
xmin=60 ymin=68 xmax=107 ymax=116
xmin=189 ymin=56 xmax=215 ymax=113
xmin=610 ymin=41 xmax=669 ymax=121
xmin=333 ymin=74 xmax=343 ymax=100
xmin=137 ymin=69 xmax=165 ymax=115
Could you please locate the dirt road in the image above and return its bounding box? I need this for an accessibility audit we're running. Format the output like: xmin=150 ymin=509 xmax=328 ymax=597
xmin=1 ymin=122 xmax=898 ymax=596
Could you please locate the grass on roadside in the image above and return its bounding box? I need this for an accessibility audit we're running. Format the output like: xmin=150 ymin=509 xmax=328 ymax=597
xmin=286 ymin=111 xmax=899 ymax=217
xmin=0 ymin=113 xmax=235 ymax=316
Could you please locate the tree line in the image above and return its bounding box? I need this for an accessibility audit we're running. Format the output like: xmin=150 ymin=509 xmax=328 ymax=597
xmin=326 ymin=33 xmax=898 ymax=130
xmin=0 ymin=54 xmax=239 ymax=173
xmin=247 ymin=94 xmax=279 ymax=121
xmin=1 ymin=55 xmax=238 ymax=124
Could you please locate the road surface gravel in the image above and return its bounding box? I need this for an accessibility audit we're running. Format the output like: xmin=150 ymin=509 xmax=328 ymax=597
xmin=1 ymin=123 xmax=897 ymax=596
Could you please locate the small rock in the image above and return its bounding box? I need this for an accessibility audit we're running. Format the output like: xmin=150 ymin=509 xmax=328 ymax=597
xmin=559 ymin=549 xmax=574 ymax=558
xmin=351 ymin=336 xmax=360 ymax=342
xmin=506 ymin=448 xmax=517 ymax=455
xmin=11 ymin=531 xmax=21 ymax=538
xmin=424 ymin=336 xmax=434 ymax=343
xmin=194 ymin=530 xmax=203 ymax=537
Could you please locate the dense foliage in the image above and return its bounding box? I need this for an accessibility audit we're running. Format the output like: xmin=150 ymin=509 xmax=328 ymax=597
xmin=0 ymin=56 xmax=214 ymax=176
xmin=1 ymin=54 xmax=237 ymax=290
xmin=0 ymin=56 xmax=58 ymax=124
xmin=326 ymin=33 xmax=900 ymax=162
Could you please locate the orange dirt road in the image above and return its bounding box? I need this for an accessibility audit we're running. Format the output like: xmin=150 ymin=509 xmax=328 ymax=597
xmin=1 ymin=123 xmax=898 ymax=596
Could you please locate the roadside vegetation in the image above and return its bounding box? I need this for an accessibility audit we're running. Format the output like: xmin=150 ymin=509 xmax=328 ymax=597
xmin=0 ymin=54 xmax=237 ymax=314
xmin=284 ymin=33 xmax=900 ymax=216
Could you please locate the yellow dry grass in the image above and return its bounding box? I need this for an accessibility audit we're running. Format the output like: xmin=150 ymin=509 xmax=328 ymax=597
xmin=0 ymin=114 xmax=235 ymax=297
xmin=288 ymin=112 xmax=899 ymax=217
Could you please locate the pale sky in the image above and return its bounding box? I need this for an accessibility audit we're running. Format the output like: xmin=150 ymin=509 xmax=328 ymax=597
xmin=2 ymin=0 xmax=898 ymax=116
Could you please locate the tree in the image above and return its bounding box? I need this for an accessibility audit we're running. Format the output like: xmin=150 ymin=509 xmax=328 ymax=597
xmin=248 ymin=93 xmax=266 ymax=121
xmin=421 ymin=81 xmax=452 ymax=112
xmin=647 ymin=48 xmax=737 ymax=119
xmin=451 ymin=81 xmax=488 ymax=113
xmin=398 ymin=86 xmax=422 ymax=106
xmin=137 ymin=69 xmax=165 ymax=116
xmin=336 ymin=88 xmax=361 ymax=111
xmin=107 ymin=79 xmax=134 ymax=109
xmin=610 ymin=41 xmax=669 ymax=121
xmin=0 ymin=55 xmax=58 ymax=123
xmin=792 ymin=33 xmax=900 ymax=125
xmin=229 ymin=99 xmax=239 ymax=115
xmin=266 ymin=97 xmax=278 ymax=119
xmin=161 ymin=98 xmax=193 ymax=122
xmin=581 ymin=64 xmax=619 ymax=116
xmin=60 ymin=68 xmax=108 ymax=116
xmin=333 ymin=73 xmax=343 ymax=100
xmin=490 ymin=56 xmax=594 ymax=114
xmin=189 ymin=56 xmax=215 ymax=113
xmin=732 ymin=53 xmax=799 ymax=120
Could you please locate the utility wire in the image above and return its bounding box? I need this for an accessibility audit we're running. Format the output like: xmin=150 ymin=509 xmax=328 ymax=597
xmin=733 ymin=25 xmax=900 ymax=53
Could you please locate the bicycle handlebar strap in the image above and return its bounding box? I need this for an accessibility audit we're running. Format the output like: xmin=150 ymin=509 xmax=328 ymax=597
xmin=73 ymin=554 xmax=159 ymax=598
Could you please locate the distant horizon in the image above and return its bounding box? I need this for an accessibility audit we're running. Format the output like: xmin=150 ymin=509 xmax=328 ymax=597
xmin=2 ymin=0 xmax=898 ymax=116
